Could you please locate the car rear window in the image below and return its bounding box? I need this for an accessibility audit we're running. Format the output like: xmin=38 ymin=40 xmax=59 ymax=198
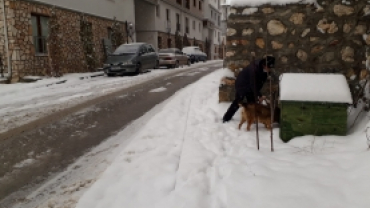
xmin=114 ymin=45 xmax=141 ymax=54
xmin=159 ymin=49 xmax=175 ymax=53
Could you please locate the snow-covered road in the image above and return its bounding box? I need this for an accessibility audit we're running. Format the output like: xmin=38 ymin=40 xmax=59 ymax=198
xmin=0 ymin=61 xmax=222 ymax=134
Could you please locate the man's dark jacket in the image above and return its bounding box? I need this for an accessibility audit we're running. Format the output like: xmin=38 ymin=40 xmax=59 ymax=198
xmin=235 ymin=60 xmax=267 ymax=98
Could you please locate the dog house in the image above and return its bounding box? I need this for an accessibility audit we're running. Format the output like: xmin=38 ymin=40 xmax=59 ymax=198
xmin=279 ymin=73 xmax=353 ymax=142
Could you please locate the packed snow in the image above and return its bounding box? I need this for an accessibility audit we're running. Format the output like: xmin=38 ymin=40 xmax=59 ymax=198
xmin=8 ymin=67 xmax=370 ymax=208
xmin=67 ymin=69 xmax=368 ymax=208
xmin=150 ymin=87 xmax=167 ymax=93
xmin=280 ymin=73 xmax=353 ymax=103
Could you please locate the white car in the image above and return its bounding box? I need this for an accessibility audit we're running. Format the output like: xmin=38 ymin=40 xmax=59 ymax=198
xmin=182 ymin=46 xmax=207 ymax=63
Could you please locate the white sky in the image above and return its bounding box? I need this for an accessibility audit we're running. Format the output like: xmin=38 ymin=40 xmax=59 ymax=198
xmin=6 ymin=67 xmax=370 ymax=208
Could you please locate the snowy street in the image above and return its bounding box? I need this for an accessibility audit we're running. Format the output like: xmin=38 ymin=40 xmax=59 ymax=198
xmin=2 ymin=66 xmax=370 ymax=208
xmin=0 ymin=61 xmax=221 ymax=137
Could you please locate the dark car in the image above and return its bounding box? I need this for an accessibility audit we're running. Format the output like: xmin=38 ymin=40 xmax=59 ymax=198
xmin=182 ymin=46 xmax=207 ymax=63
xmin=104 ymin=43 xmax=158 ymax=76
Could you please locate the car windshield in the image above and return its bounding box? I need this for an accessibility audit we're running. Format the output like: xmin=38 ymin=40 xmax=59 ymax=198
xmin=159 ymin=49 xmax=175 ymax=53
xmin=113 ymin=45 xmax=140 ymax=55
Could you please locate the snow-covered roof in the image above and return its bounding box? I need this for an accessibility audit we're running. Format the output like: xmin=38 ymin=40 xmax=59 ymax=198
xmin=280 ymin=73 xmax=353 ymax=104
xmin=224 ymin=0 xmax=317 ymax=7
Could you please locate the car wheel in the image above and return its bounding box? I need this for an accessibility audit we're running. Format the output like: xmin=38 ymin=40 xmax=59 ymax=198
xmin=154 ymin=60 xmax=159 ymax=69
xmin=135 ymin=63 xmax=142 ymax=75
xmin=107 ymin=73 xmax=115 ymax=77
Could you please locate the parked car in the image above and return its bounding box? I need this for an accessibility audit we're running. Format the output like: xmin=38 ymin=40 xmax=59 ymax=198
xmin=104 ymin=43 xmax=158 ymax=76
xmin=182 ymin=46 xmax=207 ymax=63
xmin=158 ymin=48 xmax=191 ymax=68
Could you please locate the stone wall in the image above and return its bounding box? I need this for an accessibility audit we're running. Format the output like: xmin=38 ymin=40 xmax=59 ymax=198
xmin=225 ymin=0 xmax=370 ymax=97
xmin=1 ymin=0 xmax=128 ymax=82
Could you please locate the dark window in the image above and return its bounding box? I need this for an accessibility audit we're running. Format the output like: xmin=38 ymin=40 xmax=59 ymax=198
xmin=107 ymin=27 xmax=113 ymax=39
xmin=185 ymin=17 xmax=189 ymax=34
xmin=185 ymin=0 xmax=190 ymax=9
xmin=158 ymin=36 xmax=162 ymax=49
xmin=31 ymin=14 xmax=49 ymax=54
xmin=199 ymin=1 xmax=202 ymax=10
xmin=193 ymin=0 xmax=196 ymax=7
xmin=166 ymin=9 xmax=170 ymax=21
xmin=167 ymin=38 xmax=172 ymax=48
xmin=177 ymin=0 xmax=182 ymax=5
xmin=147 ymin=45 xmax=155 ymax=52
xmin=156 ymin=5 xmax=160 ymax=17
xmin=176 ymin=13 xmax=181 ymax=32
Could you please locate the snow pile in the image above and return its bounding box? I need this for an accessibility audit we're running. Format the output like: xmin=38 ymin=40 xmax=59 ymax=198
xmin=280 ymin=73 xmax=353 ymax=104
xmin=225 ymin=0 xmax=317 ymax=7
xmin=75 ymin=69 xmax=370 ymax=208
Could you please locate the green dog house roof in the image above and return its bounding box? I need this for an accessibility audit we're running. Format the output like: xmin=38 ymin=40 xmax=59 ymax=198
xmin=279 ymin=73 xmax=353 ymax=142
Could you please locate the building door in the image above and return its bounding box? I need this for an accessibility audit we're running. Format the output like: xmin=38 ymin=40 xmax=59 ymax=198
xmin=167 ymin=38 xmax=172 ymax=48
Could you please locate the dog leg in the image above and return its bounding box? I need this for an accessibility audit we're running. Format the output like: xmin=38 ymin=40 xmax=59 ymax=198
xmin=246 ymin=117 xmax=253 ymax=131
xmin=238 ymin=118 xmax=246 ymax=130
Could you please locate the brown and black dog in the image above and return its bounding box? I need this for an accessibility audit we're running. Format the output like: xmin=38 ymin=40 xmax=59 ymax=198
xmin=238 ymin=102 xmax=280 ymax=131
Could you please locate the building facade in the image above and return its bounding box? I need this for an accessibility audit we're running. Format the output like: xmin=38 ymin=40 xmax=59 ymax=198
xmin=202 ymin=0 xmax=222 ymax=60
xmin=0 ymin=0 xmax=135 ymax=82
xmin=136 ymin=0 xmax=205 ymax=51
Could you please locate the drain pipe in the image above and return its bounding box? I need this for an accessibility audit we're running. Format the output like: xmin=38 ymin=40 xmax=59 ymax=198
xmin=1 ymin=0 xmax=11 ymax=80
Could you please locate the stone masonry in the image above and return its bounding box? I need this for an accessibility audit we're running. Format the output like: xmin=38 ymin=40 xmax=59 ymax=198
xmin=0 ymin=0 xmax=128 ymax=83
xmin=223 ymin=0 xmax=370 ymax=101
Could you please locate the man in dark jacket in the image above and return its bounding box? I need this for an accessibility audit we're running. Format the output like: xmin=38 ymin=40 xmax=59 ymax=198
xmin=222 ymin=56 xmax=275 ymax=123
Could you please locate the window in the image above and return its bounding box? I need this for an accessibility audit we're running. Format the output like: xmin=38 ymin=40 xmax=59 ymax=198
xmin=31 ymin=14 xmax=49 ymax=54
xmin=211 ymin=11 xmax=213 ymax=18
xmin=139 ymin=46 xmax=147 ymax=54
xmin=193 ymin=20 xmax=195 ymax=30
xmin=185 ymin=17 xmax=189 ymax=34
xmin=199 ymin=1 xmax=202 ymax=10
xmin=193 ymin=0 xmax=196 ymax=7
xmin=177 ymin=0 xmax=182 ymax=5
xmin=107 ymin=27 xmax=113 ymax=40
xmin=146 ymin=44 xmax=155 ymax=52
xmin=156 ymin=5 xmax=160 ymax=17
xmin=185 ymin=0 xmax=190 ymax=9
xmin=158 ymin=36 xmax=162 ymax=49
xmin=176 ymin=13 xmax=181 ymax=32
xmin=166 ymin=9 xmax=170 ymax=21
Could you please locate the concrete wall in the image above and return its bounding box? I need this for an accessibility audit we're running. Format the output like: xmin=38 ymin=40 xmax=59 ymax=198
xmin=226 ymin=0 xmax=370 ymax=94
xmin=31 ymin=0 xmax=135 ymax=23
